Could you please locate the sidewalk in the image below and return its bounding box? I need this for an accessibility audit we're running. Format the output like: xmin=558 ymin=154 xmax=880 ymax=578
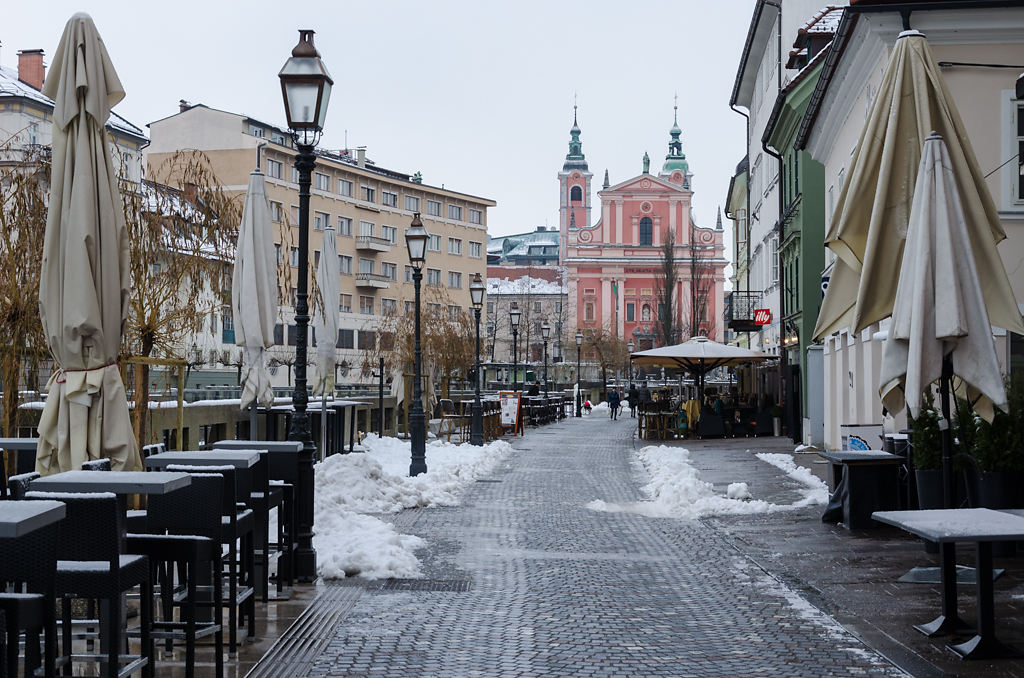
xmin=246 ymin=414 xmax=1024 ymax=677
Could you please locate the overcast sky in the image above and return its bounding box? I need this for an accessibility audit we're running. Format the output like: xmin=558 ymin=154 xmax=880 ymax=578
xmin=5 ymin=1 xmax=750 ymax=242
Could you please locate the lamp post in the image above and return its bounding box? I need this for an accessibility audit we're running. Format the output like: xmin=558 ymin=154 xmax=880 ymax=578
xmin=405 ymin=214 xmax=429 ymax=475
xmin=541 ymin=321 xmax=551 ymax=396
xmin=575 ymin=329 xmax=584 ymax=417
xmin=469 ymin=273 xmax=485 ymax=446
xmin=509 ymin=305 xmax=521 ymax=392
xmin=279 ymin=29 xmax=332 ymax=582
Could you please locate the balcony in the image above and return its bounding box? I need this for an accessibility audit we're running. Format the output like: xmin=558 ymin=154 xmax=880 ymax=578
xmin=356 ymin=235 xmax=391 ymax=252
xmin=727 ymin=290 xmax=761 ymax=333
xmin=355 ymin=272 xmax=391 ymax=289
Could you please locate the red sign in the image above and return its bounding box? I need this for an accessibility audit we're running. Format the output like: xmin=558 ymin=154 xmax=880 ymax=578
xmin=754 ymin=309 xmax=772 ymax=326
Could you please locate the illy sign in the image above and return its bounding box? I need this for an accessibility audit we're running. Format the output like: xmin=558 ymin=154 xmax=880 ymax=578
xmin=754 ymin=309 xmax=772 ymax=326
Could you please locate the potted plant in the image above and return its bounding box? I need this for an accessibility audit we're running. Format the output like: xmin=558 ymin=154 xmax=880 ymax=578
xmin=910 ymin=388 xmax=944 ymax=510
xmin=967 ymin=377 xmax=1024 ymax=509
xmin=770 ymin=403 xmax=783 ymax=436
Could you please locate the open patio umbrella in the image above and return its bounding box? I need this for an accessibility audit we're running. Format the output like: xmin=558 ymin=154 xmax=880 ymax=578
xmin=813 ymin=30 xmax=1024 ymax=340
xmin=36 ymin=13 xmax=142 ymax=473
xmin=880 ymin=133 xmax=1009 ymax=509
xmin=233 ymin=169 xmax=278 ymax=415
xmin=311 ymin=227 xmax=339 ymax=457
xmin=630 ymin=336 xmax=772 ymax=406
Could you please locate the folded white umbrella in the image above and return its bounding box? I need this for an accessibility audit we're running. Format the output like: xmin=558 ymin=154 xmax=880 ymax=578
xmin=233 ymin=169 xmax=278 ymax=410
xmin=880 ymin=133 xmax=1007 ymax=422
xmin=814 ymin=31 xmax=1023 ymax=340
xmin=36 ymin=13 xmax=142 ymax=474
xmin=311 ymin=227 xmax=339 ymax=395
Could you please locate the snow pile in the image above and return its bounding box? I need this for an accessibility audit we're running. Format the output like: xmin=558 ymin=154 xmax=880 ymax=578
xmin=313 ymin=435 xmax=513 ymax=580
xmin=588 ymin=447 xmax=830 ymax=519
xmin=755 ymin=453 xmax=829 ymax=506
xmin=793 ymin=443 xmax=819 ymax=454
xmin=587 ymin=445 xmax=773 ymax=518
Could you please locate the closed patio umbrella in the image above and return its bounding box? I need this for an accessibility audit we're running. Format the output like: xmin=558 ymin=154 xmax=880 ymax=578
xmin=311 ymin=226 xmax=339 ymax=398
xmin=233 ymin=168 xmax=278 ymax=414
xmin=813 ymin=30 xmax=1024 ymax=340
xmin=880 ymin=133 xmax=1010 ymax=510
xmin=36 ymin=13 xmax=142 ymax=473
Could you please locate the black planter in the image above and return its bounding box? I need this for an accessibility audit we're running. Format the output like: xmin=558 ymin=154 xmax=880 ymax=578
xmin=964 ymin=468 xmax=1024 ymax=557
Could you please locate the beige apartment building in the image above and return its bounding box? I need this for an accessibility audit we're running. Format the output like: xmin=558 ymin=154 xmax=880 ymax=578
xmin=146 ymin=104 xmax=494 ymax=386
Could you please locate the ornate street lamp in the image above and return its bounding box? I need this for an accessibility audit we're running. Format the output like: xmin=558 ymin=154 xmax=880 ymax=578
xmin=469 ymin=273 xmax=486 ymax=446
xmin=405 ymin=213 xmax=429 ymax=475
xmin=279 ymin=28 xmax=331 ymax=582
xmin=509 ymin=305 xmax=521 ymax=392
xmin=575 ymin=329 xmax=584 ymax=417
xmin=541 ymin=321 xmax=551 ymax=396
xmin=627 ymin=340 xmax=635 ymax=389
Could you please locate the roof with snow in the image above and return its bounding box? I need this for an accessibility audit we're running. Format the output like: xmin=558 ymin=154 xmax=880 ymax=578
xmin=799 ymin=6 xmax=843 ymax=36
xmin=0 ymin=64 xmax=147 ymax=142
xmin=487 ymin=274 xmax=567 ymax=296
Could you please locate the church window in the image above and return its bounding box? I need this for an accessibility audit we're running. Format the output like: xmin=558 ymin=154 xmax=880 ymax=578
xmin=570 ymin=185 xmax=582 ymax=202
xmin=641 ymin=304 xmax=651 ymax=322
xmin=639 ymin=217 xmax=653 ymax=246
xmin=626 ymin=303 xmax=635 ymax=322
xmin=584 ymin=303 xmax=595 ymax=322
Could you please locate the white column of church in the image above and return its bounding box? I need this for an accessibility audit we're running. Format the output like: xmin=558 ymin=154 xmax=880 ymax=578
xmin=601 ymin=278 xmax=612 ymax=332
xmin=614 ymin=201 xmax=622 ymax=244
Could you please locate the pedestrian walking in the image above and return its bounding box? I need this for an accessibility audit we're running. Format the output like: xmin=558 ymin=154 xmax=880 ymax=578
xmin=628 ymin=384 xmax=639 ymax=418
xmin=608 ymin=389 xmax=621 ymax=420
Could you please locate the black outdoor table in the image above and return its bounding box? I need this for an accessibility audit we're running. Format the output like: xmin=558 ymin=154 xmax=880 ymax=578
xmin=0 ymin=438 xmax=40 ymax=491
xmin=820 ymin=450 xmax=903 ymax=528
xmin=873 ymin=508 xmax=1024 ymax=659
xmin=144 ymin=450 xmax=260 ymax=470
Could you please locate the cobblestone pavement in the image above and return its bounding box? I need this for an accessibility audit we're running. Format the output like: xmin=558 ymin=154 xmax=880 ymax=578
xmin=306 ymin=414 xmax=908 ymax=677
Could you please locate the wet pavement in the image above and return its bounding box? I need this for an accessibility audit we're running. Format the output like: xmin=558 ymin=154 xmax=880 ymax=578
xmin=237 ymin=412 xmax=1024 ymax=677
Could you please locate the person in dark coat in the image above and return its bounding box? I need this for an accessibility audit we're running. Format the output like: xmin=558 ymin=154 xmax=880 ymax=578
xmin=608 ymin=389 xmax=621 ymax=420
xmin=527 ymin=382 xmax=540 ymax=396
xmin=628 ymin=384 xmax=639 ymax=418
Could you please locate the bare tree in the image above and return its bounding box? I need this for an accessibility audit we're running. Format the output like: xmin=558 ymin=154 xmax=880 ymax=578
xmin=584 ymin=323 xmax=628 ymax=401
xmin=656 ymin=228 xmax=678 ymax=347
xmin=681 ymin=228 xmax=718 ymax=340
xmin=122 ymin=150 xmax=240 ymax=445
xmin=0 ymin=142 xmax=50 ymax=435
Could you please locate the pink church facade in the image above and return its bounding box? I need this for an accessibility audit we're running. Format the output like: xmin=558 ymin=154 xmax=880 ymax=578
xmin=560 ymin=111 xmax=727 ymax=349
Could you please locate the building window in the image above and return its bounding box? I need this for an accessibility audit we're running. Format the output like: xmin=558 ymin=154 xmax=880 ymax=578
xmin=584 ymin=302 xmax=595 ymax=322
xmin=427 ymin=234 xmax=442 ymax=252
xmin=448 ymin=205 xmax=463 ymax=220
xmin=359 ymin=221 xmax=374 ymax=237
xmin=339 ymin=255 xmax=353 ymax=274
xmin=338 ymin=179 xmax=353 ymax=196
xmin=570 ymin=185 xmax=582 ymax=202
xmin=1011 ymin=98 xmax=1024 ymax=205
xmin=448 ymin=305 xmax=460 ymax=321
xmin=289 ymin=247 xmax=299 ymax=267
xmin=381 ymin=262 xmax=397 ymax=280
xmin=533 ymin=301 xmax=541 ymax=312
xmin=486 ymin=302 xmax=494 ymax=314
xmin=274 ymin=243 xmax=282 ymax=264
xmin=314 ymin=211 xmax=328 ymax=231
xmin=291 ymin=166 xmax=300 ymax=183
xmin=337 ymin=216 xmax=352 ymax=236
xmin=404 ymin=265 xmax=413 ymax=282
xmin=358 ymin=258 xmax=374 ymax=275
xmin=426 ymin=200 xmax=442 ymax=217
xmin=405 ymin=195 xmax=420 ymax=211
xmin=358 ymin=330 xmax=376 ymax=350
xmin=555 ymin=301 xmax=562 ymax=312
xmin=338 ymin=329 xmax=354 ymax=349
xmin=626 ymin=303 xmax=635 ymax=322
xmin=249 ymin=125 xmax=264 ymax=138
xmin=469 ymin=209 xmax=483 ymax=224
xmin=340 ymin=293 xmax=352 ymax=312
xmin=469 ymin=241 xmax=482 ymax=258
xmin=266 ymin=159 xmax=283 ymax=179
xmin=381 ymin=225 xmax=397 ymax=244
xmin=359 ymin=296 xmax=374 ymax=315
xmin=291 ymin=205 xmax=299 ymax=225
xmin=270 ymin=201 xmax=283 ymax=223
xmin=313 ymin=250 xmax=320 ymax=269
xmin=448 ymin=271 xmax=462 ymax=288
xmin=382 ymin=298 xmax=397 ymax=314
xmin=361 ymin=186 xmax=376 ymax=203
xmin=314 ymin=172 xmax=330 ymax=191
xmin=770 ymin=236 xmax=779 ymax=285
xmin=426 ymin=268 xmax=441 ymax=286
xmin=639 ymin=217 xmax=653 ymax=246
xmin=448 ymin=238 xmax=462 ymax=255
xmin=382 ymin=191 xmax=398 ymax=207
xmin=427 ymin=303 xmax=442 ymax=317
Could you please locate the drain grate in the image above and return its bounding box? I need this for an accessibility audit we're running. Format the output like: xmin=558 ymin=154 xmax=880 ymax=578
xmin=476 ymin=479 xmax=502 ymax=483
xmin=375 ymin=578 xmax=472 ymax=593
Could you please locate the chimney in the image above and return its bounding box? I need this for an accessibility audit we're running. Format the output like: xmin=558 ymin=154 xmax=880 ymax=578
xmin=17 ymin=49 xmax=45 ymax=90
xmin=356 ymin=146 xmax=366 ymax=168
xmin=179 ymin=99 xmax=191 ymax=113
